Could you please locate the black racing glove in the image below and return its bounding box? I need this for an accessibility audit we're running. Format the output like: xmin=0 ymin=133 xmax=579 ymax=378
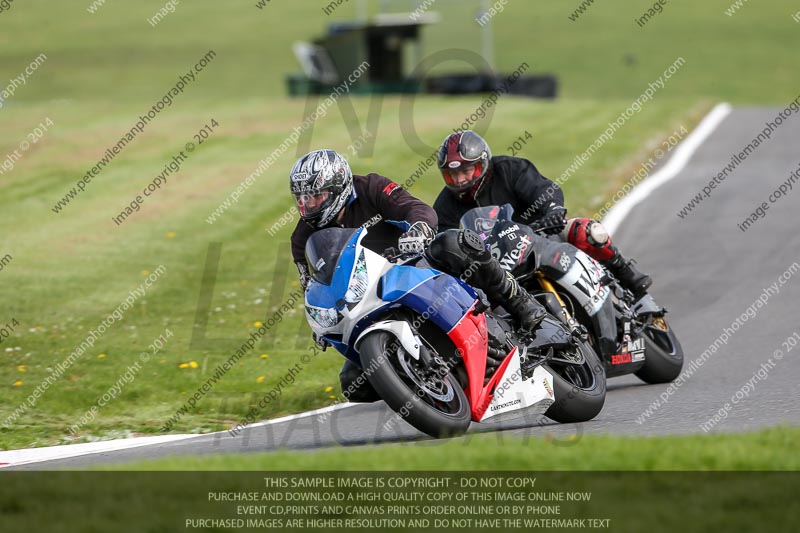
xmin=534 ymin=203 xmax=567 ymax=235
xmin=312 ymin=332 xmax=329 ymax=351
xmin=398 ymin=221 xmax=435 ymax=254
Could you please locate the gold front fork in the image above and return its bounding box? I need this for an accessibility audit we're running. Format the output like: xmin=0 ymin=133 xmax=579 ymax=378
xmin=536 ymin=272 xmax=580 ymax=331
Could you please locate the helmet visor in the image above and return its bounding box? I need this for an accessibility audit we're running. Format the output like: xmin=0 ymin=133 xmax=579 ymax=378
xmin=293 ymin=187 xmax=334 ymax=219
xmin=442 ymin=163 xmax=482 ymax=191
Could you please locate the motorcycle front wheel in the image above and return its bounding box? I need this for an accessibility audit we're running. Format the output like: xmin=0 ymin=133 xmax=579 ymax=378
xmin=543 ymin=339 xmax=607 ymax=423
xmin=359 ymin=330 xmax=471 ymax=439
xmin=635 ymin=316 xmax=684 ymax=384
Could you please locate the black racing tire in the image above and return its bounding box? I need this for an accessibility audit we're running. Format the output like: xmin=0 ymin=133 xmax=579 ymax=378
xmin=635 ymin=318 xmax=684 ymax=384
xmin=359 ymin=331 xmax=471 ymax=438
xmin=544 ymin=339 xmax=607 ymax=423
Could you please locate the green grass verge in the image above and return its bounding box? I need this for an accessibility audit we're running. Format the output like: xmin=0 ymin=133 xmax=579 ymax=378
xmin=104 ymin=426 xmax=800 ymax=471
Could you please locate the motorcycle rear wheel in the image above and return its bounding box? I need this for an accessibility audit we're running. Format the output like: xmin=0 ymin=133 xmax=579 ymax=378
xmin=360 ymin=330 xmax=471 ymax=438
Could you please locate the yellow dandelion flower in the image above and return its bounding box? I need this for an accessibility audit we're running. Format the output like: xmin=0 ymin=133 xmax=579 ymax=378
xmin=253 ymin=321 xmax=263 ymax=327
xmin=179 ymin=363 xmax=189 ymax=369
xmin=324 ymin=386 xmax=333 ymax=393
xmin=329 ymin=395 xmax=337 ymax=399
xmin=189 ymin=361 xmax=199 ymax=369
xmin=97 ymin=353 xmax=107 ymax=359
xmin=256 ymin=376 xmax=265 ymax=383
xmin=259 ymin=354 xmax=269 ymax=359
xmin=166 ymin=231 xmax=176 ymax=239
xmin=141 ymin=270 xmax=150 ymax=276
xmin=14 ymin=380 xmax=23 ymax=387
xmin=17 ymin=365 xmax=27 ymax=372
xmin=159 ymin=359 xmax=166 ymax=364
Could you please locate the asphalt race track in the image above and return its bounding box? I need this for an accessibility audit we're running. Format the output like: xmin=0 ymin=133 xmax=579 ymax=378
xmin=8 ymin=106 xmax=800 ymax=469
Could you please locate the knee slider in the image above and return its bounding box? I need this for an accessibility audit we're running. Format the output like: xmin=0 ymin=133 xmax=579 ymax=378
xmin=426 ymin=229 xmax=474 ymax=272
xmin=457 ymin=229 xmax=489 ymax=259
xmin=586 ymin=220 xmax=610 ymax=247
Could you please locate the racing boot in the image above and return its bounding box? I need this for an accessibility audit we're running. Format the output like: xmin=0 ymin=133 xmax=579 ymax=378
xmin=491 ymin=270 xmax=547 ymax=336
xmin=458 ymin=230 xmax=546 ymax=335
xmin=605 ymin=247 xmax=652 ymax=299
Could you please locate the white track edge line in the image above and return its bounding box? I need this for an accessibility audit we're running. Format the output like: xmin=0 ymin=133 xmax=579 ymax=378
xmin=602 ymin=102 xmax=733 ymax=234
xmin=0 ymin=403 xmax=360 ymax=467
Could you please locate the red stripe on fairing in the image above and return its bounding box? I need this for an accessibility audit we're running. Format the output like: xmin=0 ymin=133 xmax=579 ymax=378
xmin=447 ymin=304 xmax=488 ymax=421
xmin=473 ymin=346 xmax=519 ymax=420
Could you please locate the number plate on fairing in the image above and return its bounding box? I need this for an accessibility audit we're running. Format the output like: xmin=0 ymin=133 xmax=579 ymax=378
xmin=559 ymin=251 xmax=610 ymax=315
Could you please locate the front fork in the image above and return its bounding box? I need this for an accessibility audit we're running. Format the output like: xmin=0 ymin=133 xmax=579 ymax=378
xmin=535 ymin=273 xmax=587 ymax=341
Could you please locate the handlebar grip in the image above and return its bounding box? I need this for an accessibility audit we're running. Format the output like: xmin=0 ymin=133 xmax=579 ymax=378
xmin=530 ymin=218 xmax=566 ymax=234
xmin=383 ymin=247 xmax=399 ymax=260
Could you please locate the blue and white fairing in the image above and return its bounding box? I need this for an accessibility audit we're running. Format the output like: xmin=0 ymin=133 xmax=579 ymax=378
xmin=303 ymin=227 xmax=477 ymax=365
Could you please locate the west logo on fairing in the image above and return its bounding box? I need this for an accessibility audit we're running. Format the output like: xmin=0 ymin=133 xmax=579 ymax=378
xmin=498 ymin=235 xmax=531 ymax=271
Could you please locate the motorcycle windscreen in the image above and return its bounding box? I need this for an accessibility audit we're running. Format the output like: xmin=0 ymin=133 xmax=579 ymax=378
xmin=305 ymin=227 xmax=358 ymax=285
xmin=458 ymin=204 xmax=515 ymax=236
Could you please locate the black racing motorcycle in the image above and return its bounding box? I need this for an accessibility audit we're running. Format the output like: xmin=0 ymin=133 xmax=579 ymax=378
xmin=459 ymin=205 xmax=684 ymax=383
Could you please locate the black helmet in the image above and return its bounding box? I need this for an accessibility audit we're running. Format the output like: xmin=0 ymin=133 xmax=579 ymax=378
xmin=437 ymin=130 xmax=492 ymax=194
xmin=289 ymin=149 xmax=354 ymax=228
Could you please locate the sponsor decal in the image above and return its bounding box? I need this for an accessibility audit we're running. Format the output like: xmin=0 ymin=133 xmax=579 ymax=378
xmin=476 ymin=217 xmax=495 ymax=233
xmin=490 ymin=398 xmax=521 ymax=411
xmin=543 ymin=378 xmax=553 ymax=397
xmin=562 ymin=251 xmax=609 ymax=315
xmin=498 ymin=224 xmax=520 ymax=238
xmin=382 ymin=182 xmax=399 ymax=196
xmin=315 ymin=257 xmax=326 ymax=270
xmin=497 ymin=235 xmax=532 ymax=271
xmin=611 ymin=353 xmax=633 ymax=365
xmin=448 ymin=161 xmax=461 ymax=168
xmin=629 ymin=337 xmax=646 ymax=361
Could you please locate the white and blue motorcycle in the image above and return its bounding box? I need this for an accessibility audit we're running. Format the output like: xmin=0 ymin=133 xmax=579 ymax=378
xmin=303 ymin=226 xmax=606 ymax=438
